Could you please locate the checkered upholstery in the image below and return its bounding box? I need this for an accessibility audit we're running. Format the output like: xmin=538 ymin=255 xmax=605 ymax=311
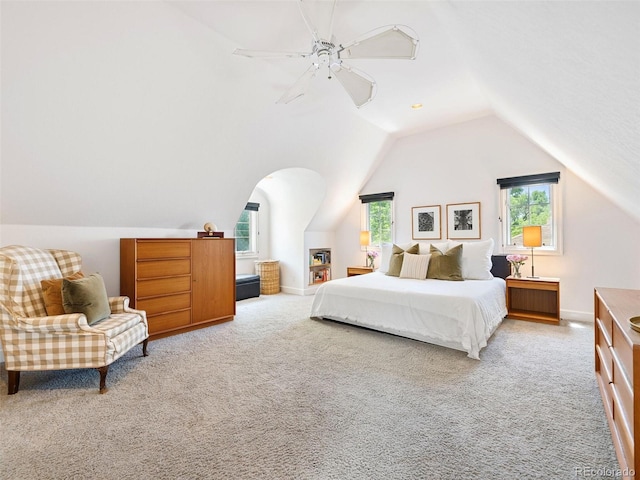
xmin=0 ymin=245 xmax=148 ymax=372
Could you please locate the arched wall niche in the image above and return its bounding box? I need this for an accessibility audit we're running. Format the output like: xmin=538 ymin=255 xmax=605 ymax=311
xmin=237 ymin=167 xmax=328 ymax=295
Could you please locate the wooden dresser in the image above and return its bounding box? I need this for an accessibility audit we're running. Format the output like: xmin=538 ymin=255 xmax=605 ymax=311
xmin=120 ymin=238 xmax=236 ymax=339
xmin=595 ymin=287 xmax=640 ymax=479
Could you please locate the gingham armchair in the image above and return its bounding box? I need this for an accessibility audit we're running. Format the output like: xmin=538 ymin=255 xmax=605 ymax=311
xmin=0 ymin=245 xmax=149 ymax=394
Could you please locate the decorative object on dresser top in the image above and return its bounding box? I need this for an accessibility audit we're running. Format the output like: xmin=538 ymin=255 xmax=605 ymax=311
xmin=594 ymin=288 xmax=640 ymax=478
xmin=197 ymin=221 xmax=224 ymax=238
xmin=120 ymin=238 xmax=236 ymax=340
xmin=0 ymin=245 xmax=149 ymax=395
xmin=311 ymin=238 xmax=508 ymax=359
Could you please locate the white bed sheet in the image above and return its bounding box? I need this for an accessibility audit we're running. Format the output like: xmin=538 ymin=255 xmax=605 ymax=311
xmin=310 ymin=272 xmax=507 ymax=359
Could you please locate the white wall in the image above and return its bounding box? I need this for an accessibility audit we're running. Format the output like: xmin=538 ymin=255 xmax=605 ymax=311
xmin=1 ymin=1 xmax=389 ymax=234
xmin=0 ymin=225 xmax=210 ymax=296
xmin=335 ymin=115 xmax=640 ymax=318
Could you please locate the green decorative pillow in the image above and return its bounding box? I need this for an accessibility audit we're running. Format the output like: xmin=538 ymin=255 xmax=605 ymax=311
xmin=62 ymin=273 xmax=111 ymax=325
xmin=386 ymin=243 xmax=419 ymax=277
xmin=426 ymin=244 xmax=464 ymax=281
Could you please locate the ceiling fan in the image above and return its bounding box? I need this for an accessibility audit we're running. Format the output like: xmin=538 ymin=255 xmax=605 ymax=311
xmin=233 ymin=0 xmax=419 ymax=108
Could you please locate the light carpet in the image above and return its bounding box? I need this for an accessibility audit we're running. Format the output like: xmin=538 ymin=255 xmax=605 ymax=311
xmin=0 ymin=293 xmax=619 ymax=479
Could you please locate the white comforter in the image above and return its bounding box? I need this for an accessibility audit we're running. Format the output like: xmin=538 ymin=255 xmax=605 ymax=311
xmin=310 ymin=272 xmax=507 ymax=359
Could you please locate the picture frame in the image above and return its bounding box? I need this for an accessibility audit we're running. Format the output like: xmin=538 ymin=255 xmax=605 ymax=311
xmin=411 ymin=205 xmax=442 ymax=240
xmin=446 ymin=202 xmax=481 ymax=239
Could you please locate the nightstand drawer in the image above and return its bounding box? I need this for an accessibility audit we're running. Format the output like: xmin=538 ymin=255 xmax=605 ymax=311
xmin=347 ymin=266 xmax=374 ymax=276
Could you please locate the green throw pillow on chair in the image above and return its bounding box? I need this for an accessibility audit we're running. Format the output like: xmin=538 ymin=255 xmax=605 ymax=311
xmin=62 ymin=273 xmax=111 ymax=325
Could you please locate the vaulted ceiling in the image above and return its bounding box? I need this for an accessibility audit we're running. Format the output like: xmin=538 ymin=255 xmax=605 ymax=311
xmin=2 ymin=1 xmax=639 ymax=230
xmin=169 ymin=0 xmax=640 ymax=220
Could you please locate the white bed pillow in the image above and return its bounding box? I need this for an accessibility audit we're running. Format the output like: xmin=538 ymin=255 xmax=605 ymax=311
xmin=378 ymin=243 xmax=393 ymax=273
xmin=448 ymin=238 xmax=494 ymax=280
xmin=421 ymin=240 xmax=449 ymax=255
xmin=399 ymin=253 xmax=431 ymax=280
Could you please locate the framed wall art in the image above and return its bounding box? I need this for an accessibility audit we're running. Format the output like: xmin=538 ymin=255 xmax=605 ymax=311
xmin=446 ymin=202 xmax=481 ymax=239
xmin=411 ymin=205 xmax=441 ymax=240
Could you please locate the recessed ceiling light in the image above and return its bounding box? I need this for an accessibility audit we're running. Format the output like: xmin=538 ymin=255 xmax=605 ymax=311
xmin=411 ymin=103 xmax=423 ymax=110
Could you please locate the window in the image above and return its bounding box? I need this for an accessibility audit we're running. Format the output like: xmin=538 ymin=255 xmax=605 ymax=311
xmin=359 ymin=192 xmax=394 ymax=248
xmin=497 ymin=172 xmax=562 ymax=254
xmin=235 ymin=202 xmax=259 ymax=256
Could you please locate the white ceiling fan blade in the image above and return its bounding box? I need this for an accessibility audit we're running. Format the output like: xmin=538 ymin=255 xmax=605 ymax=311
xmin=331 ymin=63 xmax=376 ymax=108
xmin=277 ymin=64 xmax=319 ymax=104
xmin=233 ymin=48 xmax=311 ymax=59
xmin=339 ymin=25 xmax=419 ymax=60
xmin=298 ymin=0 xmax=337 ymax=42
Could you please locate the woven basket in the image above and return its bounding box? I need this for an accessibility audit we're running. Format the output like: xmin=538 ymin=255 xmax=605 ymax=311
xmin=255 ymin=260 xmax=280 ymax=294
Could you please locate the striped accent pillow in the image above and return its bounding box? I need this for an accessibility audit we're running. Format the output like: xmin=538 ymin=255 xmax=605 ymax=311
xmin=399 ymin=253 xmax=431 ymax=280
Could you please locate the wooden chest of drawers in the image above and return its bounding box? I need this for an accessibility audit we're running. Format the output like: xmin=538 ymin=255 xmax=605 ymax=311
xmin=121 ymin=238 xmax=236 ymax=339
xmin=595 ymin=288 xmax=640 ymax=479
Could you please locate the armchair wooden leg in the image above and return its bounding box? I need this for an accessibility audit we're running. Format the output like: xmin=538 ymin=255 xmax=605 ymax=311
xmin=7 ymin=370 xmax=20 ymax=395
xmin=142 ymin=338 xmax=149 ymax=357
xmin=97 ymin=366 xmax=109 ymax=394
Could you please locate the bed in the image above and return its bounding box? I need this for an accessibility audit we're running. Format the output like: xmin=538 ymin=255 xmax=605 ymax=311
xmin=310 ymin=240 xmax=510 ymax=359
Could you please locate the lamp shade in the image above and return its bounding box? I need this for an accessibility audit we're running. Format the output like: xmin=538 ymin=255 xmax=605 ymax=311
xmin=360 ymin=231 xmax=370 ymax=247
xmin=522 ymin=225 xmax=542 ymax=248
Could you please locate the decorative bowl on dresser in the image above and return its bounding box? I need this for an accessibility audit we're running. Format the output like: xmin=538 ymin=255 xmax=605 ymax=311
xmin=594 ymin=287 xmax=640 ymax=479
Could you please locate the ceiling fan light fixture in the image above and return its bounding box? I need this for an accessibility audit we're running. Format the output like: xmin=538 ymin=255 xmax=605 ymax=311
xmin=411 ymin=103 xmax=423 ymax=110
xmin=234 ymin=0 xmax=419 ymax=107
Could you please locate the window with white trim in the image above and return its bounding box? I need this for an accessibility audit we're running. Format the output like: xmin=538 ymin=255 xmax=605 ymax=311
xmin=235 ymin=202 xmax=259 ymax=256
xmin=497 ymin=172 xmax=562 ymax=254
xmin=360 ymin=192 xmax=394 ymax=248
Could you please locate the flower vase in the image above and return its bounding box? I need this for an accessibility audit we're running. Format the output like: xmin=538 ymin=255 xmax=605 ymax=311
xmin=367 ymin=257 xmax=375 ymax=269
xmin=512 ymin=264 xmax=521 ymax=278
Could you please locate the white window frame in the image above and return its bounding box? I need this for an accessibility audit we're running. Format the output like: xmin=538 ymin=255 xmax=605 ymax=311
xmin=235 ymin=208 xmax=259 ymax=257
xmin=360 ymin=198 xmax=395 ymax=250
xmin=499 ymin=178 xmax=563 ymax=256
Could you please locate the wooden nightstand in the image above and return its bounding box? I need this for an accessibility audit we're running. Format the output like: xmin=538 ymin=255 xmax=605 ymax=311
xmin=347 ymin=266 xmax=374 ymax=277
xmin=506 ymin=276 xmax=560 ymax=324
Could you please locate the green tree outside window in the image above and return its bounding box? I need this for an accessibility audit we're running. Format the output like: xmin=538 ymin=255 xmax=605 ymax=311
xmin=369 ymin=200 xmax=392 ymax=247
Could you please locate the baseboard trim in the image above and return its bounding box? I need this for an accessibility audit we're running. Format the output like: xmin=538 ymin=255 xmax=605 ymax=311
xmin=561 ymin=309 xmax=592 ymax=323
xmin=280 ymin=286 xmax=308 ymax=296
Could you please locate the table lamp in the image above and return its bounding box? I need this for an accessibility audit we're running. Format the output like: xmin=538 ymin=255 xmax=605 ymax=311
xmin=360 ymin=230 xmax=370 ymax=266
xmin=522 ymin=225 xmax=542 ymax=278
